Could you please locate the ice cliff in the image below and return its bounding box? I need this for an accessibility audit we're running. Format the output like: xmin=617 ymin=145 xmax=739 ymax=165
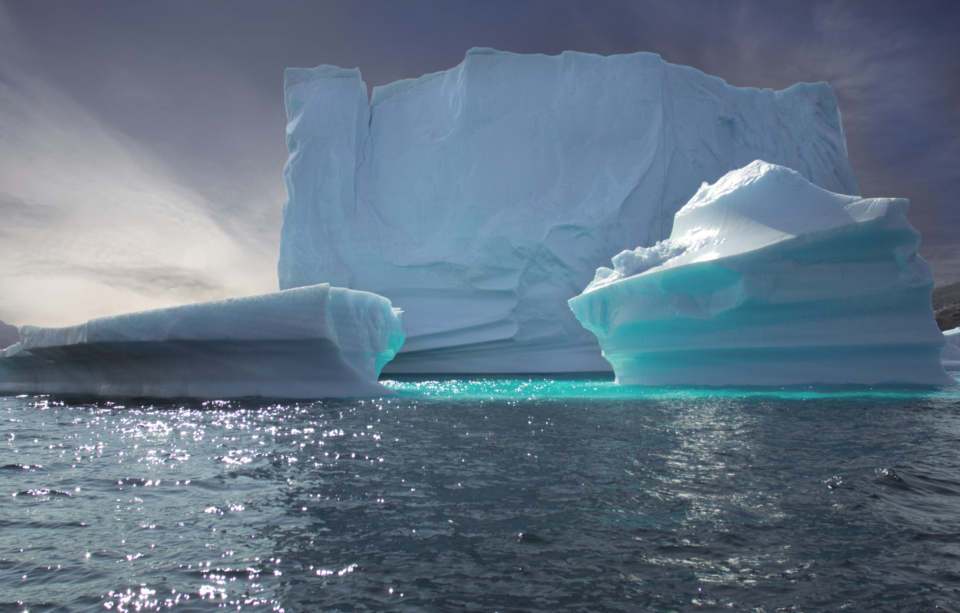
xmin=569 ymin=161 xmax=951 ymax=386
xmin=278 ymin=48 xmax=860 ymax=373
xmin=943 ymin=328 xmax=960 ymax=368
xmin=0 ymin=284 xmax=404 ymax=398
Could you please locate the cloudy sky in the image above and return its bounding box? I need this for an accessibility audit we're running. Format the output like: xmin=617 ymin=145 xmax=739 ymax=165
xmin=1 ymin=0 xmax=958 ymax=326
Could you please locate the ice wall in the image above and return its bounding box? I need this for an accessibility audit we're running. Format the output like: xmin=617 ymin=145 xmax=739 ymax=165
xmin=279 ymin=48 xmax=859 ymax=373
xmin=943 ymin=327 xmax=960 ymax=368
xmin=569 ymin=161 xmax=951 ymax=386
xmin=0 ymin=284 xmax=404 ymax=398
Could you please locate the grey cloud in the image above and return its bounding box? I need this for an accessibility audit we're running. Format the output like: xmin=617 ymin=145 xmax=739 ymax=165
xmin=16 ymin=261 xmax=226 ymax=298
xmin=0 ymin=193 xmax=63 ymax=229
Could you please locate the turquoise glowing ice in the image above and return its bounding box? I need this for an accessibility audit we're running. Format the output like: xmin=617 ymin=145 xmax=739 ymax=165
xmin=569 ymin=161 xmax=951 ymax=386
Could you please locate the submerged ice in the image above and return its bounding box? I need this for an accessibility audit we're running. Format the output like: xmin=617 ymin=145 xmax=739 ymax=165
xmin=569 ymin=161 xmax=951 ymax=386
xmin=279 ymin=48 xmax=859 ymax=373
xmin=0 ymin=284 xmax=404 ymax=398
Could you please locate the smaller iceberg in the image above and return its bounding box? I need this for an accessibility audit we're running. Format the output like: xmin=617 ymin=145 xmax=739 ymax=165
xmin=0 ymin=284 xmax=404 ymax=398
xmin=942 ymin=328 xmax=960 ymax=369
xmin=569 ymin=160 xmax=951 ymax=386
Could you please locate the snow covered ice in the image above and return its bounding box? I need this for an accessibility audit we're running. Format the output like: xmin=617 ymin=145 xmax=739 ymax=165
xmin=279 ymin=48 xmax=860 ymax=373
xmin=569 ymin=161 xmax=951 ymax=386
xmin=0 ymin=284 xmax=404 ymax=398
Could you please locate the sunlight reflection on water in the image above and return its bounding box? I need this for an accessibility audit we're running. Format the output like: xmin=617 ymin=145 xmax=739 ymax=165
xmin=2 ymin=371 xmax=959 ymax=611
xmin=383 ymin=371 xmax=960 ymax=402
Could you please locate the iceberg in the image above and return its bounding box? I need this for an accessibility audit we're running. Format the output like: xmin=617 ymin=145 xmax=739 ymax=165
xmin=0 ymin=284 xmax=404 ymax=398
xmin=943 ymin=328 xmax=960 ymax=368
xmin=568 ymin=161 xmax=952 ymax=386
xmin=279 ymin=48 xmax=860 ymax=373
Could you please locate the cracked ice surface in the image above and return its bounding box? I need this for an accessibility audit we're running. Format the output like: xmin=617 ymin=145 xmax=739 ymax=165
xmin=279 ymin=48 xmax=859 ymax=373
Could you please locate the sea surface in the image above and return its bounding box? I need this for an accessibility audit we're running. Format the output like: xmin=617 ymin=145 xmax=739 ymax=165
xmin=3 ymin=373 xmax=960 ymax=612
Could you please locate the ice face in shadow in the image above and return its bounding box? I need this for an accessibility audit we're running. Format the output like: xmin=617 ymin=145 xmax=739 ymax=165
xmin=278 ymin=48 xmax=859 ymax=374
xmin=942 ymin=328 xmax=960 ymax=368
xmin=569 ymin=161 xmax=952 ymax=386
xmin=0 ymin=284 xmax=404 ymax=398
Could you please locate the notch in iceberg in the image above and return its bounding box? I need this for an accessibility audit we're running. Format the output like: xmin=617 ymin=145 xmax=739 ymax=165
xmin=278 ymin=48 xmax=860 ymax=374
xmin=0 ymin=284 xmax=404 ymax=398
xmin=569 ymin=160 xmax=952 ymax=386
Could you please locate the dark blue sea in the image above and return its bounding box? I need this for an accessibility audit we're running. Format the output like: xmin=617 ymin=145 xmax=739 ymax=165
xmin=3 ymin=373 xmax=960 ymax=612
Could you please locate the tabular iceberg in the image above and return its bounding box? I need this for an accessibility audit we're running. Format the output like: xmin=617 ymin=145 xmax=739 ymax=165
xmin=0 ymin=284 xmax=404 ymax=398
xmin=569 ymin=161 xmax=951 ymax=386
xmin=279 ymin=48 xmax=859 ymax=373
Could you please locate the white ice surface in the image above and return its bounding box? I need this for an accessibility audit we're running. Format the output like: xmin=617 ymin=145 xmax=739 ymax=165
xmin=278 ymin=48 xmax=859 ymax=373
xmin=0 ymin=284 xmax=404 ymax=398
xmin=569 ymin=161 xmax=951 ymax=386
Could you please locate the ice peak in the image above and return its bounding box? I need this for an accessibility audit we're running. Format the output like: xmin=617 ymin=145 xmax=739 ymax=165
xmin=588 ymin=161 xmax=877 ymax=292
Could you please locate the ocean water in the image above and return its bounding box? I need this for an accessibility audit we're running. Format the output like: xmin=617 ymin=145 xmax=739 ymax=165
xmin=3 ymin=373 xmax=960 ymax=612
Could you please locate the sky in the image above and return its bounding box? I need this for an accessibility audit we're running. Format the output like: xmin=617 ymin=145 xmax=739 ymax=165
xmin=1 ymin=0 xmax=958 ymax=327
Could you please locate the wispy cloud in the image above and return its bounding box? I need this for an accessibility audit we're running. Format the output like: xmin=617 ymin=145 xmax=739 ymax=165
xmin=0 ymin=6 xmax=276 ymax=326
xmin=2 ymin=0 xmax=957 ymax=326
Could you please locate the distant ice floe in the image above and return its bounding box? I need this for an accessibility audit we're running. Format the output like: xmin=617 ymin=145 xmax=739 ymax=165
xmin=0 ymin=284 xmax=404 ymax=398
xmin=569 ymin=161 xmax=952 ymax=386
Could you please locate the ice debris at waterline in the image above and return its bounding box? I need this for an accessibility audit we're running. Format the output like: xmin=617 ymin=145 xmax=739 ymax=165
xmin=278 ymin=48 xmax=859 ymax=374
xmin=0 ymin=284 xmax=404 ymax=398
xmin=569 ymin=161 xmax=951 ymax=386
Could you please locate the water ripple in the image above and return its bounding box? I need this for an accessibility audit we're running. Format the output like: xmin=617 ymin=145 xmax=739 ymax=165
xmin=2 ymin=374 xmax=960 ymax=611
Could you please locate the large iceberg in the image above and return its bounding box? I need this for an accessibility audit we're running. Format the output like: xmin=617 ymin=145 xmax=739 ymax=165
xmin=279 ymin=48 xmax=860 ymax=373
xmin=0 ymin=284 xmax=404 ymax=398
xmin=568 ymin=161 xmax=951 ymax=386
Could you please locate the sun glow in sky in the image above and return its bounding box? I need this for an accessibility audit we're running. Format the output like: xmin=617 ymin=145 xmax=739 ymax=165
xmin=1 ymin=0 xmax=958 ymax=327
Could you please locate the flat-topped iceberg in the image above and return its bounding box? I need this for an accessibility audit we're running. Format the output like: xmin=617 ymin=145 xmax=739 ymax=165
xmin=0 ymin=284 xmax=404 ymax=398
xmin=279 ymin=48 xmax=859 ymax=373
xmin=569 ymin=161 xmax=951 ymax=386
